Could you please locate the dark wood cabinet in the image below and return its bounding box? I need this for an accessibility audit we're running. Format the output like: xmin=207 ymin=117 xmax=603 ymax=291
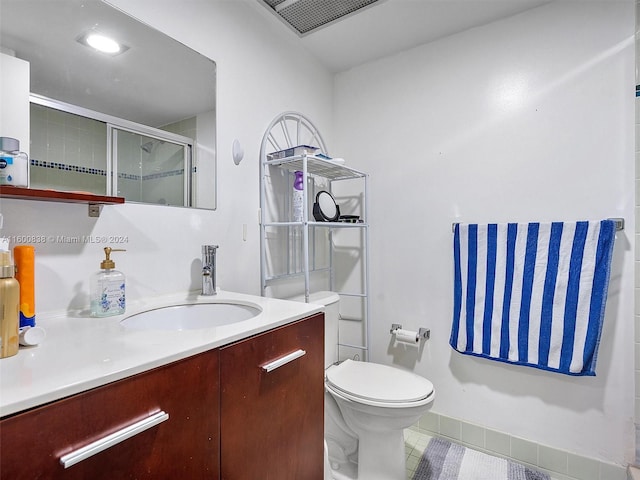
xmin=220 ymin=313 xmax=325 ymax=480
xmin=0 ymin=350 xmax=220 ymax=479
xmin=0 ymin=313 xmax=324 ymax=479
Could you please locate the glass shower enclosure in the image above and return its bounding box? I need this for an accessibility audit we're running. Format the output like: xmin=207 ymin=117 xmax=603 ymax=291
xmin=29 ymin=98 xmax=195 ymax=207
xmin=110 ymin=126 xmax=192 ymax=207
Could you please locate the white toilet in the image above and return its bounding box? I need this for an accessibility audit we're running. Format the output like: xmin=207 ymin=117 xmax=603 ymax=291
xmin=302 ymin=292 xmax=435 ymax=480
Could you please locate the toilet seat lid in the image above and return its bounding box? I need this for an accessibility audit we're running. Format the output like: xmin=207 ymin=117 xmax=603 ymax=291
xmin=325 ymin=359 xmax=434 ymax=404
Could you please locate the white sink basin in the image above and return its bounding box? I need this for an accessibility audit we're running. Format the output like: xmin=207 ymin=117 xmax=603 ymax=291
xmin=121 ymin=302 xmax=262 ymax=331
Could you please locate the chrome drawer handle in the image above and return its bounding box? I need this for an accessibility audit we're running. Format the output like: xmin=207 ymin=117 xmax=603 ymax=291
xmin=262 ymin=349 xmax=306 ymax=373
xmin=59 ymin=410 xmax=169 ymax=468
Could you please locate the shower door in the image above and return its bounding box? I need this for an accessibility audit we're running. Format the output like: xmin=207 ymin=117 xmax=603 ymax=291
xmin=109 ymin=126 xmax=193 ymax=207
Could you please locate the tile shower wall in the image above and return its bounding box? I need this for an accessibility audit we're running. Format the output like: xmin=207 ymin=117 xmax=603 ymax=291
xmin=30 ymin=103 xmax=193 ymax=205
xmin=113 ymin=130 xmax=187 ymax=206
xmin=142 ymin=117 xmax=197 ymax=206
xmin=30 ymin=104 xmax=107 ymax=194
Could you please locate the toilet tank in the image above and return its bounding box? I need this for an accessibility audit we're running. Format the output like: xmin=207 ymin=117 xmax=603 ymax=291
xmin=289 ymin=291 xmax=340 ymax=368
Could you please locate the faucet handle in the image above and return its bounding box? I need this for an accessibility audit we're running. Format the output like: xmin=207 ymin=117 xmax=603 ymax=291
xmin=202 ymin=245 xmax=219 ymax=255
xmin=201 ymin=245 xmax=218 ymax=296
xmin=202 ymin=245 xmax=218 ymax=264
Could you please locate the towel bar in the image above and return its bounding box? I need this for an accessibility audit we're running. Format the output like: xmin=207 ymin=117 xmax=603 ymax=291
xmin=451 ymin=218 xmax=624 ymax=232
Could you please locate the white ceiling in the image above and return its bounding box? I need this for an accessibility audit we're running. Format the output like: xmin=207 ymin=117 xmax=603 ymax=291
xmin=1 ymin=0 xmax=215 ymax=127
xmin=255 ymin=0 xmax=551 ymax=73
xmin=0 ymin=0 xmax=552 ymax=126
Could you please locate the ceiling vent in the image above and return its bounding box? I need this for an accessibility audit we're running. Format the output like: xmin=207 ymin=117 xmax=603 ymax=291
xmin=260 ymin=0 xmax=381 ymax=36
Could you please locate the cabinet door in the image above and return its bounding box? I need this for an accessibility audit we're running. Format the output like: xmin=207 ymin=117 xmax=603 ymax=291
xmin=220 ymin=313 xmax=324 ymax=480
xmin=0 ymin=350 xmax=220 ymax=479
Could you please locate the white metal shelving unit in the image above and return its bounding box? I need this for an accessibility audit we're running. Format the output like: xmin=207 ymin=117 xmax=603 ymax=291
xmin=259 ymin=112 xmax=370 ymax=360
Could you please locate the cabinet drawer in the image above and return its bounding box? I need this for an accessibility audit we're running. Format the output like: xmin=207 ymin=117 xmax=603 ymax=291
xmin=0 ymin=350 xmax=220 ymax=479
xmin=220 ymin=313 xmax=325 ymax=480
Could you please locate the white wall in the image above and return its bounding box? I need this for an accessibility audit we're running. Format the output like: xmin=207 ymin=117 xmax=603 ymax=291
xmin=333 ymin=1 xmax=635 ymax=466
xmin=2 ymin=0 xmax=635 ymax=469
xmin=0 ymin=0 xmax=333 ymax=312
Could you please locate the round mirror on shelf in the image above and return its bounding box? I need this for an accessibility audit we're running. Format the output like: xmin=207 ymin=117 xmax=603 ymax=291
xmin=313 ymin=190 xmax=340 ymax=222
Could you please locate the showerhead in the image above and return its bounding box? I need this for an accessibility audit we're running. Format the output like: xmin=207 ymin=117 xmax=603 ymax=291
xmin=141 ymin=141 xmax=154 ymax=154
xmin=141 ymin=140 xmax=166 ymax=154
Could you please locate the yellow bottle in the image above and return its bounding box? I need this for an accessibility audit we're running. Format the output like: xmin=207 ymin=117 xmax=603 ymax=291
xmin=0 ymin=250 xmax=19 ymax=358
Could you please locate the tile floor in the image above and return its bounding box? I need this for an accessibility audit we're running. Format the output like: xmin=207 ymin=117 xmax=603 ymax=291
xmin=403 ymin=426 xmax=561 ymax=480
xmin=404 ymin=426 xmax=432 ymax=479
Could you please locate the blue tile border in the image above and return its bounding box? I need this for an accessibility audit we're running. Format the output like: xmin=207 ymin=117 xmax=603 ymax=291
xmin=141 ymin=169 xmax=185 ymax=181
xmin=31 ymin=158 xmax=106 ymax=176
xmin=30 ymin=159 xmax=195 ymax=181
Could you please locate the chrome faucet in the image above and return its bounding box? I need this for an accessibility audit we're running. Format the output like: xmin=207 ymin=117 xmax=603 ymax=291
xmin=201 ymin=245 xmax=218 ymax=295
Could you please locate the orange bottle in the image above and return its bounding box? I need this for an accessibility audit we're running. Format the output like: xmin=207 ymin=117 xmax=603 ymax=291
xmin=14 ymin=245 xmax=35 ymax=328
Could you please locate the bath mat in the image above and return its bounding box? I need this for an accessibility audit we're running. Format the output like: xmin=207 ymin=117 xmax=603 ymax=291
xmin=413 ymin=437 xmax=550 ymax=480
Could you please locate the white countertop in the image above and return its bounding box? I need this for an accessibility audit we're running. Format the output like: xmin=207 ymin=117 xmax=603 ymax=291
xmin=0 ymin=290 xmax=322 ymax=417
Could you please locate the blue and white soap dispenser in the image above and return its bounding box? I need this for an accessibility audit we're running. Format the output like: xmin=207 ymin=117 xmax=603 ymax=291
xmin=90 ymin=247 xmax=126 ymax=317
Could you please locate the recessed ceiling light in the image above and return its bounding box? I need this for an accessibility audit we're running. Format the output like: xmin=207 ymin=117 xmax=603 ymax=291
xmin=86 ymin=33 xmax=120 ymax=53
xmin=77 ymin=32 xmax=129 ymax=56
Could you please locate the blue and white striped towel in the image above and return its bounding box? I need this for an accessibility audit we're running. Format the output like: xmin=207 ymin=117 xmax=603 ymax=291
xmin=451 ymin=220 xmax=616 ymax=376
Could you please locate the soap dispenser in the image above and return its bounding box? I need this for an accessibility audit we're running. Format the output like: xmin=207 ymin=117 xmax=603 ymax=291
xmin=90 ymin=247 xmax=126 ymax=317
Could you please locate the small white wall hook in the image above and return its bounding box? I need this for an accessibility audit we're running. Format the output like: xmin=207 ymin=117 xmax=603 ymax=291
xmin=232 ymin=139 xmax=244 ymax=165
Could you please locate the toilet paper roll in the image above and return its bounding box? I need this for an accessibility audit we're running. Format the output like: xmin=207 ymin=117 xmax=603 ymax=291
xmin=394 ymin=328 xmax=419 ymax=344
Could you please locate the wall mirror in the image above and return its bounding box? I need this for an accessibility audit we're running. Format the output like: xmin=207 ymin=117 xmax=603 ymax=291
xmin=0 ymin=0 xmax=217 ymax=209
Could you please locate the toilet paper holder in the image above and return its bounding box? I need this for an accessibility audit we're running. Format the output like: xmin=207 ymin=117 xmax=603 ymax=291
xmin=390 ymin=323 xmax=430 ymax=341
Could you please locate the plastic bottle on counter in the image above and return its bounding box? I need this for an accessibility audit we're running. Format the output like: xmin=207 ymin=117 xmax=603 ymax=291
xmin=0 ymin=242 xmax=20 ymax=358
xmin=13 ymin=245 xmax=36 ymax=328
xmin=0 ymin=137 xmax=29 ymax=187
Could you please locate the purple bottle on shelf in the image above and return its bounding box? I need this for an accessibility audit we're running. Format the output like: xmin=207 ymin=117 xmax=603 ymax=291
xmin=292 ymin=171 xmax=304 ymax=222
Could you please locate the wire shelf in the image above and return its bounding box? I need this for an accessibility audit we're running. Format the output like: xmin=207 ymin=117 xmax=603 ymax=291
xmin=265 ymin=155 xmax=366 ymax=181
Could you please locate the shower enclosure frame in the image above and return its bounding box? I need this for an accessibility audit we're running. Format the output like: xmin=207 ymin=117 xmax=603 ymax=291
xmin=30 ymin=94 xmax=195 ymax=207
xmin=107 ymin=124 xmax=193 ymax=207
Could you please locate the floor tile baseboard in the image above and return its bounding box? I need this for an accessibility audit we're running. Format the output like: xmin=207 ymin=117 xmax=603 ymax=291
xmin=414 ymin=411 xmax=626 ymax=480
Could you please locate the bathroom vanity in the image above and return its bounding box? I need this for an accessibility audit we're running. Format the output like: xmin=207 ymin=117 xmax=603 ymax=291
xmin=220 ymin=313 xmax=324 ymax=478
xmin=0 ymin=348 xmax=221 ymax=478
xmin=0 ymin=292 xmax=324 ymax=479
